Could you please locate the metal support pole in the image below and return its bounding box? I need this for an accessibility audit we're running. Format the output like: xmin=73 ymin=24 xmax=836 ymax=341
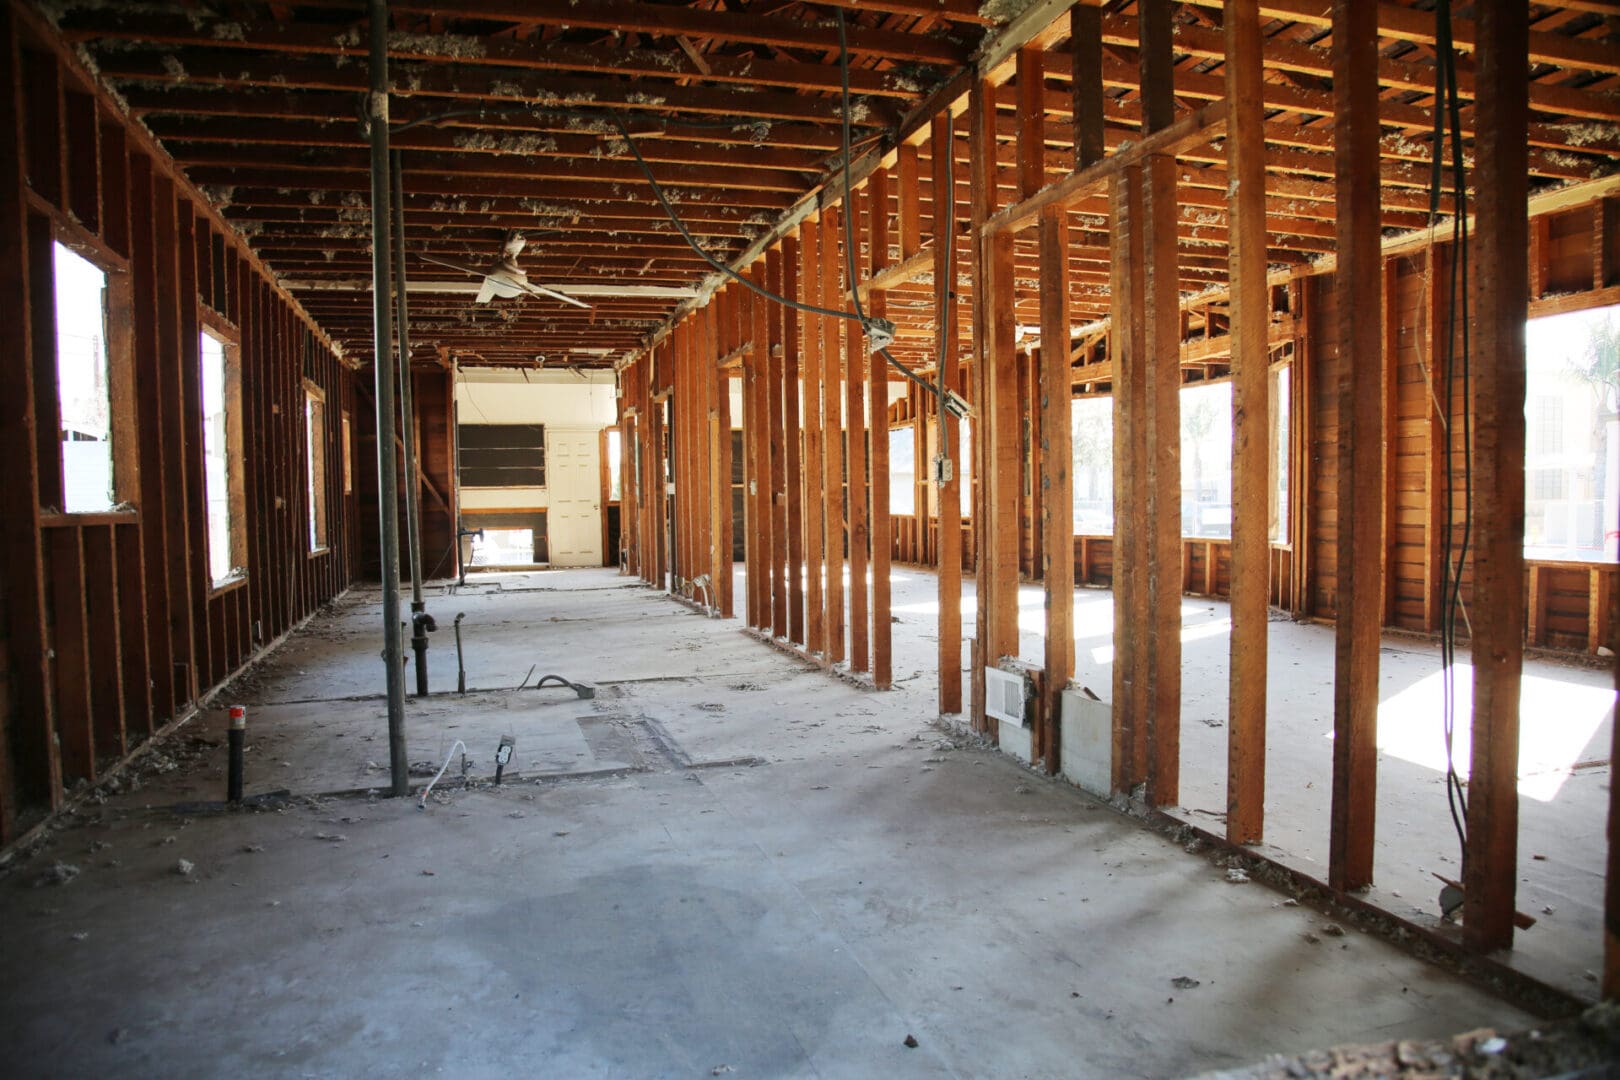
xmin=453 ymin=612 xmax=467 ymax=694
xmin=411 ymin=616 xmax=433 ymax=696
xmin=457 ymin=526 xmax=482 ymax=587
xmin=226 ymin=705 xmax=245 ymax=803
xmin=392 ymin=149 xmax=433 ymax=696
xmin=392 ymin=151 xmax=425 ymax=609
xmin=367 ymin=0 xmax=409 ymax=797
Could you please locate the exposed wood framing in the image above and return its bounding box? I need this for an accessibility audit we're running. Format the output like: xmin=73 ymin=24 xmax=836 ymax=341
xmin=1223 ymin=0 xmax=1269 ymax=846
xmin=823 ymin=204 xmax=846 ymax=665
xmin=969 ymin=74 xmax=995 ymax=735
xmin=1463 ymin=0 xmax=1528 ymax=953
xmin=1141 ymin=0 xmax=1181 ymax=806
xmin=870 ymin=270 xmax=894 ymax=691
xmin=848 ymin=170 xmax=879 ymax=676
xmin=1328 ymin=0 xmax=1383 ymax=893
xmin=743 ymin=280 xmax=763 ymax=629
xmin=802 ymin=217 xmax=826 ymax=657
xmin=933 ymin=109 xmax=964 ymax=717
xmin=1018 ymin=39 xmax=1067 ymax=774
xmin=985 ymin=223 xmax=1020 ymax=726
xmin=783 ymin=236 xmax=805 ymax=647
xmin=767 ymin=248 xmax=788 ymax=641
xmin=1038 ymin=207 xmax=1072 ymax=775
xmin=1110 ymin=165 xmax=1150 ymax=794
xmin=718 ymin=295 xmax=735 ymax=617
xmin=13 ymin=0 xmax=1620 ymax=997
xmin=1 ymin=6 xmax=354 ymax=842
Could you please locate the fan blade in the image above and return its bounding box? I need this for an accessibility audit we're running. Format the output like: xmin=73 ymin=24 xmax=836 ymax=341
xmin=517 ymin=280 xmax=592 ymax=310
xmin=418 ymin=253 xmax=485 ymax=279
xmin=418 ymin=250 xmax=587 ymax=309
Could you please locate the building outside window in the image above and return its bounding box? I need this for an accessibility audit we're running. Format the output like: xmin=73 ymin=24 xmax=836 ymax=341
xmin=1070 ymin=395 xmax=1113 ymax=534
xmin=1271 ymin=364 xmax=1291 ymax=544
xmin=54 ymin=242 xmax=114 ymax=513
xmin=201 ymin=326 xmax=246 ymax=584
xmin=1524 ymin=305 xmax=1619 ymax=562
xmin=889 ymin=426 xmax=915 ymax=515
xmin=305 ymin=382 xmax=328 ymax=552
xmin=1181 ymin=379 xmax=1233 ymax=538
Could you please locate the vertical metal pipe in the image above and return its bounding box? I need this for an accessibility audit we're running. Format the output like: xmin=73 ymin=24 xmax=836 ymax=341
xmin=391 ymin=150 xmax=424 ymax=609
xmin=392 ymin=150 xmax=431 ymax=696
xmin=453 ymin=394 xmax=466 ymax=585
xmin=226 ymin=705 xmax=245 ymax=803
xmin=367 ymin=0 xmax=408 ymax=796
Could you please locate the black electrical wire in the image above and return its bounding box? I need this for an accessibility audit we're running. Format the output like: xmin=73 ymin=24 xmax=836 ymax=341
xmin=840 ymin=11 xmax=871 ymax=333
xmin=1431 ymin=0 xmax=1472 ymax=863
xmin=607 ymin=45 xmax=950 ymax=403
xmin=390 ymin=106 xmax=488 ymax=136
xmin=611 ymin=111 xmax=860 ymax=324
xmin=835 ymin=10 xmax=929 ymax=410
xmin=378 ymin=36 xmax=958 ymax=408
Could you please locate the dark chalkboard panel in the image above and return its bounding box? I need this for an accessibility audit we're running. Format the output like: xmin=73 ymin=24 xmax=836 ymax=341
xmin=459 ymin=424 xmax=545 ymax=488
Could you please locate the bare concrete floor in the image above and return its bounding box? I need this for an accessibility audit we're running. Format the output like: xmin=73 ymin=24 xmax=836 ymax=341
xmin=0 ymin=568 xmax=1564 ymax=1078
xmin=807 ymin=564 xmax=1608 ymax=1001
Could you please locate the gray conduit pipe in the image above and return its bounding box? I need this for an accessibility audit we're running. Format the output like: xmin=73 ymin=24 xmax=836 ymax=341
xmin=367 ymin=0 xmax=408 ymax=797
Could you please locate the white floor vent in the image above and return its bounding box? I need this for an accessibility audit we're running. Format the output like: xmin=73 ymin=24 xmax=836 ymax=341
xmin=985 ymin=665 xmax=1031 ymax=728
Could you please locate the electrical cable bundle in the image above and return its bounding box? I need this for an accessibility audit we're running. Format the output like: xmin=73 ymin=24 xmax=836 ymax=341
xmin=1431 ymin=0 xmax=1473 ymax=866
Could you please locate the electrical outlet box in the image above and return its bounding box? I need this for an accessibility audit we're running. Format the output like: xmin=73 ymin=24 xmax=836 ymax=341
xmin=932 ymin=455 xmax=954 ymax=485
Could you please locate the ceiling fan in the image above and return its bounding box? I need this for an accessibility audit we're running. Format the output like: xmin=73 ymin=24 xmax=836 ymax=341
xmin=419 ymin=231 xmax=591 ymax=309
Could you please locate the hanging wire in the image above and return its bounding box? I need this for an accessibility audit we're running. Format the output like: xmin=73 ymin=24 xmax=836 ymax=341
xmin=374 ymin=28 xmax=967 ymax=411
xmin=604 ymin=17 xmax=961 ymax=408
xmin=610 ymin=111 xmax=946 ymax=400
xmin=1431 ymin=0 xmax=1473 ymax=863
xmin=839 ymin=11 xmax=875 ymax=332
xmin=611 ymin=112 xmax=857 ymax=323
xmin=834 ymin=10 xmax=949 ymax=421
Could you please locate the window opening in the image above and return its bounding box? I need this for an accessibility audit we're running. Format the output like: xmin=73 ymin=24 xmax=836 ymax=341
xmin=341 ymin=412 xmax=353 ymax=495
xmin=1271 ymin=364 xmax=1291 ymax=544
xmin=54 ymin=242 xmax=113 ymax=512
xmin=305 ymin=382 xmax=328 ymax=552
xmin=889 ymin=426 xmax=915 ymax=515
xmin=470 ymin=528 xmax=537 ymax=566
xmin=201 ymin=326 xmax=246 ymax=584
xmin=958 ymin=420 xmax=973 ymax=519
xmin=1070 ymin=395 xmax=1113 ymax=534
xmin=1524 ymin=305 xmax=1620 ymax=561
xmin=1181 ymin=380 xmax=1233 ymax=538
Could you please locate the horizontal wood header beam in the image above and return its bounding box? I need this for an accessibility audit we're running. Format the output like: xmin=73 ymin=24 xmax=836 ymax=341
xmin=985 ymin=100 xmax=1228 ymax=237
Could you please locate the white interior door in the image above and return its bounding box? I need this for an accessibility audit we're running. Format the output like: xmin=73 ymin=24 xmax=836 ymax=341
xmin=547 ymin=428 xmax=603 ymax=566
